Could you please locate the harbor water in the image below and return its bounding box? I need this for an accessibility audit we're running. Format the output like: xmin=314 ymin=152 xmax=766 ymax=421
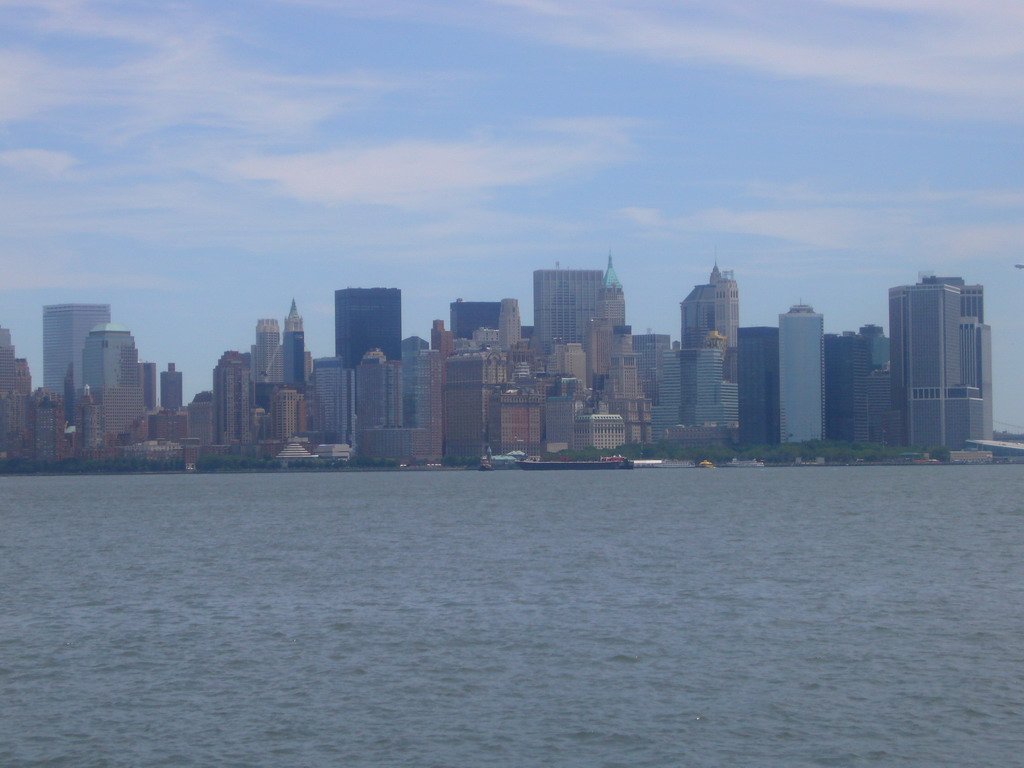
xmin=2 ymin=466 xmax=1023 ymax=767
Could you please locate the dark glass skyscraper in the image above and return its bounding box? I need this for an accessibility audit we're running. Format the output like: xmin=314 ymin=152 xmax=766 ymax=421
xmin=450 ymin=300 xmax=501 ymax=340
xmin=335 ymin=288 xmax=402 ymax=369
xmin=738 ymin=326 xmax=780 ymax=446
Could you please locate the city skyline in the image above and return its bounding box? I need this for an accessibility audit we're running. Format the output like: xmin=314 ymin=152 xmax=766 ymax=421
xmin=1 ymin=1 xmax=1022 ymax=425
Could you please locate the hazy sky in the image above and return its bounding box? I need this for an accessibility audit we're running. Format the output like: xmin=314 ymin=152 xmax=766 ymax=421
xmin=2 ymin=0 xmax=1022 ymax=426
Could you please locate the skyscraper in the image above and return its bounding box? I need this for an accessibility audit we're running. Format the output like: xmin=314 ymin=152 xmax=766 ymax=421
xmin=312 ymin=357 xmax=356 ymax=446
xmin=335 ymin=288 xmax=402 ymax=369
xmin=533 ymin=267 xmax=603 ymax=355
xmin=738 ymin=327 xmax=780 ymax=446
xmin=138 ymin=361 xmax=157 ymax=411
xmin=43 ymin=303 xmax=111 ymax=392
xmin=779 ymin=305 xmax=823 ymax=443
xmin=0 ymin=327 xmax=14 ymax=395
xmin=212 ymin=351 xmax=252 ymax=445
xmin=888 ymin=275 xmax=990 ymax=448
xmin=450 ymin=300 xmax=501 ymax=340
xmin=160 ymin=363 xmax=183 ymax=410
xmin=81 ymin=323 xmax=144 ymax=437
xmin=252 ymin=318 xmax=282 ymax=383
xmin=498 ymin=298 xmax=522 ymax=349
xmin=283 ymin=299 xmax=306 ymax=385
xmin=680 ymin=265 xmax=739 ymax=380
xmin=631 ymin=332 xmax=671 ymax=405
xmin=824 ymin=331 xmax=870 ymax=443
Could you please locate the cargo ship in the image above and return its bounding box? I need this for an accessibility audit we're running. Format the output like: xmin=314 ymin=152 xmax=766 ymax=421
xmin=516 ymin=455 xmax=634 ymax=470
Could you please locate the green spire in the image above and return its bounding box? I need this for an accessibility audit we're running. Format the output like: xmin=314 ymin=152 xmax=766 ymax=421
xmin=604 ymin=251 xmax=621 ymax=289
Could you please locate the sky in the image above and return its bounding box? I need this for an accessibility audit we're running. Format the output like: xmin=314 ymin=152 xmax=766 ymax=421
xmin=1 ymin=0 xmax=1023 ymax=427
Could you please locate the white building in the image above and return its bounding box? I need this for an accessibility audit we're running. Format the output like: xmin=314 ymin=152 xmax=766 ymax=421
xmin=779 ymin=304 xmax=824 ymax=443
xmin=573 ymin=413 xmax=626 ymax=451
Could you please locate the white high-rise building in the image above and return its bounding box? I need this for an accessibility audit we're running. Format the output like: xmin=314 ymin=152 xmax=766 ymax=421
xmin=498 ymin=298 xmax=521 ymax=349
xmin=779 ymin=304 xmax=824 ymax=443
xmin=43 ymin=304 xmax=111 ymax=392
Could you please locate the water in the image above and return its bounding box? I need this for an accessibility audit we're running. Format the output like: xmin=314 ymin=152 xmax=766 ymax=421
xmin=2 ymin=467 xmax=1023 ymax=767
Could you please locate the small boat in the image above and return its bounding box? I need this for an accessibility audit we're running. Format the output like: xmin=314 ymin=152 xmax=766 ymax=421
xmin=697 ymin=459 xmax=715 ymax=469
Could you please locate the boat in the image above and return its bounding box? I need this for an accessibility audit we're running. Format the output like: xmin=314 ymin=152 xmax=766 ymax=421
xmin=697 ymin=459 xmax=715 ymax=469
xmin=633 ymin=459 xmax=696 ymax=468
xmin=724 ymin=458 xmax=765 ymax=468
xmin=516 ymin=455 xmax=634 ymax=470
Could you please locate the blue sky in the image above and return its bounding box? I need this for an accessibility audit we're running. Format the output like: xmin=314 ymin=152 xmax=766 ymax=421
xmin=2 ymin=0 xmax=1023 ymax=426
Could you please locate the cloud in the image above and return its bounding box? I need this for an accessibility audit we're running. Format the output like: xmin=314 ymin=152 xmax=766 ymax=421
xmin=0 ymin=2 xmax=405 ymax=139
xmin=0 ymin=149 xmax=76 ymax=176
xmin=300 ymin=0 xmax=1024 ymax=120
xmin=232 ymin=123 xmax=632 ymax=207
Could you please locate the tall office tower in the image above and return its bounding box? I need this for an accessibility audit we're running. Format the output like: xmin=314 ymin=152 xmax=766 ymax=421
xmin=43 ymin=303 xmax=111 ymax=393
xmin=252 ymin=318 xmax=282 ymax=383
xmin=161 ymin=363 xmax=183 ymax=410
xmin=283 ymin=299 xmax=306 ymax=385
xmin=632 ymin=333 xmax=671 ymax=405
xmin=586 ymin=257 xmax=627 ymax=389
xmin=824 ymin=332 xmax=870 ymax=443
xmin=680 ymin=264 xmax=739 ymax=380
xmin=498 ymin=298 xmax=522 ymax=349
xmin=400 ymin=341 xmax=443 ymax=459
xmin=443 ymin=349 xmax=507 ymax=458
xmin=335 ymin=288 xmax=402 ymax=369
xmin=356 ymin=350 xmax=402 ymax=431
xmin=889 ymin=275 xmax=990 ymax=448
xmin=598 ymin=254 xmax=626 ymax=325
xmin=187 ymin=391 xmax=215 ymax=446
xmin=212 ymin=351 xmax=252 ymax=445
xmin=533 ymin=267 xmax=604 ymax=355
xmin=651 ymin=349 xmax=683 ymax=440
xmin=0 ymin=327 xmax=15 ymax=394
xmin=779 ymin=305 xmax=824 ymax=443
xmin=81 ymin=323 xmax=144 ymax=437
xmin=450 ymin=300 xmax=502 ymax=340
xmin=138 ymin=361 xmax=157 ymax=411
xmin=312 ymin=357 xmax=356 ymax=446
xmin=738 ymin=327 xmax=780 ymax=446
xmin=270 ymin=388 xmax=305 ymax=440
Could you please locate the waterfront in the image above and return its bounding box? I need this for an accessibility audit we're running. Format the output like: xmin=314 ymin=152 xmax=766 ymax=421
xmin=2 ymin=467 xmax=1023 ymax=767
